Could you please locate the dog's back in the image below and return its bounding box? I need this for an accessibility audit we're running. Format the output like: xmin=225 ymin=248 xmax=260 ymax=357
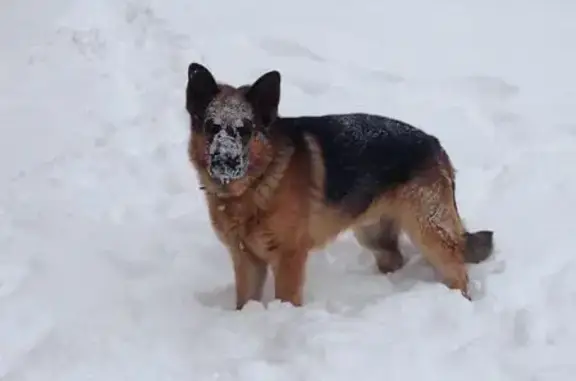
xmin=276 ymin=113 xmax=443 ymax=217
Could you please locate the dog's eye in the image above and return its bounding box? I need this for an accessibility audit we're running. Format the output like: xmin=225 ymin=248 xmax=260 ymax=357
xmin=237 ymin=126 xmax=251 ymax=140
xmin=205 ymin=122 xmax=221 ymax=135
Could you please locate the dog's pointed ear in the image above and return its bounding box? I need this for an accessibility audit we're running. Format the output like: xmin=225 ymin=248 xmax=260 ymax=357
xmin=246 ymin=70 xmax=281 ymax=127
xmin=186 ymin=62 xmax=219 ymax=120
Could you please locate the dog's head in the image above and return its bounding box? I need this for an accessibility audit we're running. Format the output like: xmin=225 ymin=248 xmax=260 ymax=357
xmin=185 ymin=63 xmax=281 ymax=194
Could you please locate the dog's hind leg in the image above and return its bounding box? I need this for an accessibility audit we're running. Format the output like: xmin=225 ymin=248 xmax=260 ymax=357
xmin=398 ymin=176 xmax=471 ymax=299
xmin=353 ymin=218 xmax=404 ymax=274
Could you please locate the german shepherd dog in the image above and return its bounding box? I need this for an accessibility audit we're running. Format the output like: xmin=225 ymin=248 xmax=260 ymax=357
xmin=185 ymin=62 xmax=494 ymax=309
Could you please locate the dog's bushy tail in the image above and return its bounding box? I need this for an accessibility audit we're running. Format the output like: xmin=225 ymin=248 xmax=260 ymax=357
xmin=463 ymin=230 xmax=494 ymax=263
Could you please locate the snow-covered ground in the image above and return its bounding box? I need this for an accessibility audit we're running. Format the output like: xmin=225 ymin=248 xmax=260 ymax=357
xmin=1 ymin=0 xmax=576 ymax=379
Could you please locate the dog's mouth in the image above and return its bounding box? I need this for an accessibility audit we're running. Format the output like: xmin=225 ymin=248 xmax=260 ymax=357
xmin=208 ymin=156 xmax=247 ymax=185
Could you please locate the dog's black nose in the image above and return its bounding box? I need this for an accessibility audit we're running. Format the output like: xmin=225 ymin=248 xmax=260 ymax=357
xmin=223 ymin=156 xmax=240 ymax=168
xmin=211 ymin=155 xmax=240 ymax=171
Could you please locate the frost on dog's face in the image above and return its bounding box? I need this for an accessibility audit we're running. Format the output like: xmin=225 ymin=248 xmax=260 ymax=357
xmin=186 ymin=62 xmax=282 ymax=185
xmin=203 ymin=95 xmax=254 ymax=184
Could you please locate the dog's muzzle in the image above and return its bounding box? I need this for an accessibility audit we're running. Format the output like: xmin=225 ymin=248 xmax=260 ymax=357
xmin=207 ymin=133 xmax=248 ymax=184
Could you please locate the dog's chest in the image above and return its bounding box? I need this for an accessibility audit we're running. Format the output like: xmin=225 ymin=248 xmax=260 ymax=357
xmin=209 ymin=199 xmax=280 ymax=261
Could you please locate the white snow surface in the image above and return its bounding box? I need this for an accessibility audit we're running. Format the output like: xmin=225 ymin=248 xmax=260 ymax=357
xmin=1 ymin=0 xmax=576 ymax=379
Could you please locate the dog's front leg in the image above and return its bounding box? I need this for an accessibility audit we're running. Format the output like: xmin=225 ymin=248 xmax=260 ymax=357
xmin=272 ymin=249 xmax=308 ymax=307
xmin=230 ymin=244 xmax=268 ymax=310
